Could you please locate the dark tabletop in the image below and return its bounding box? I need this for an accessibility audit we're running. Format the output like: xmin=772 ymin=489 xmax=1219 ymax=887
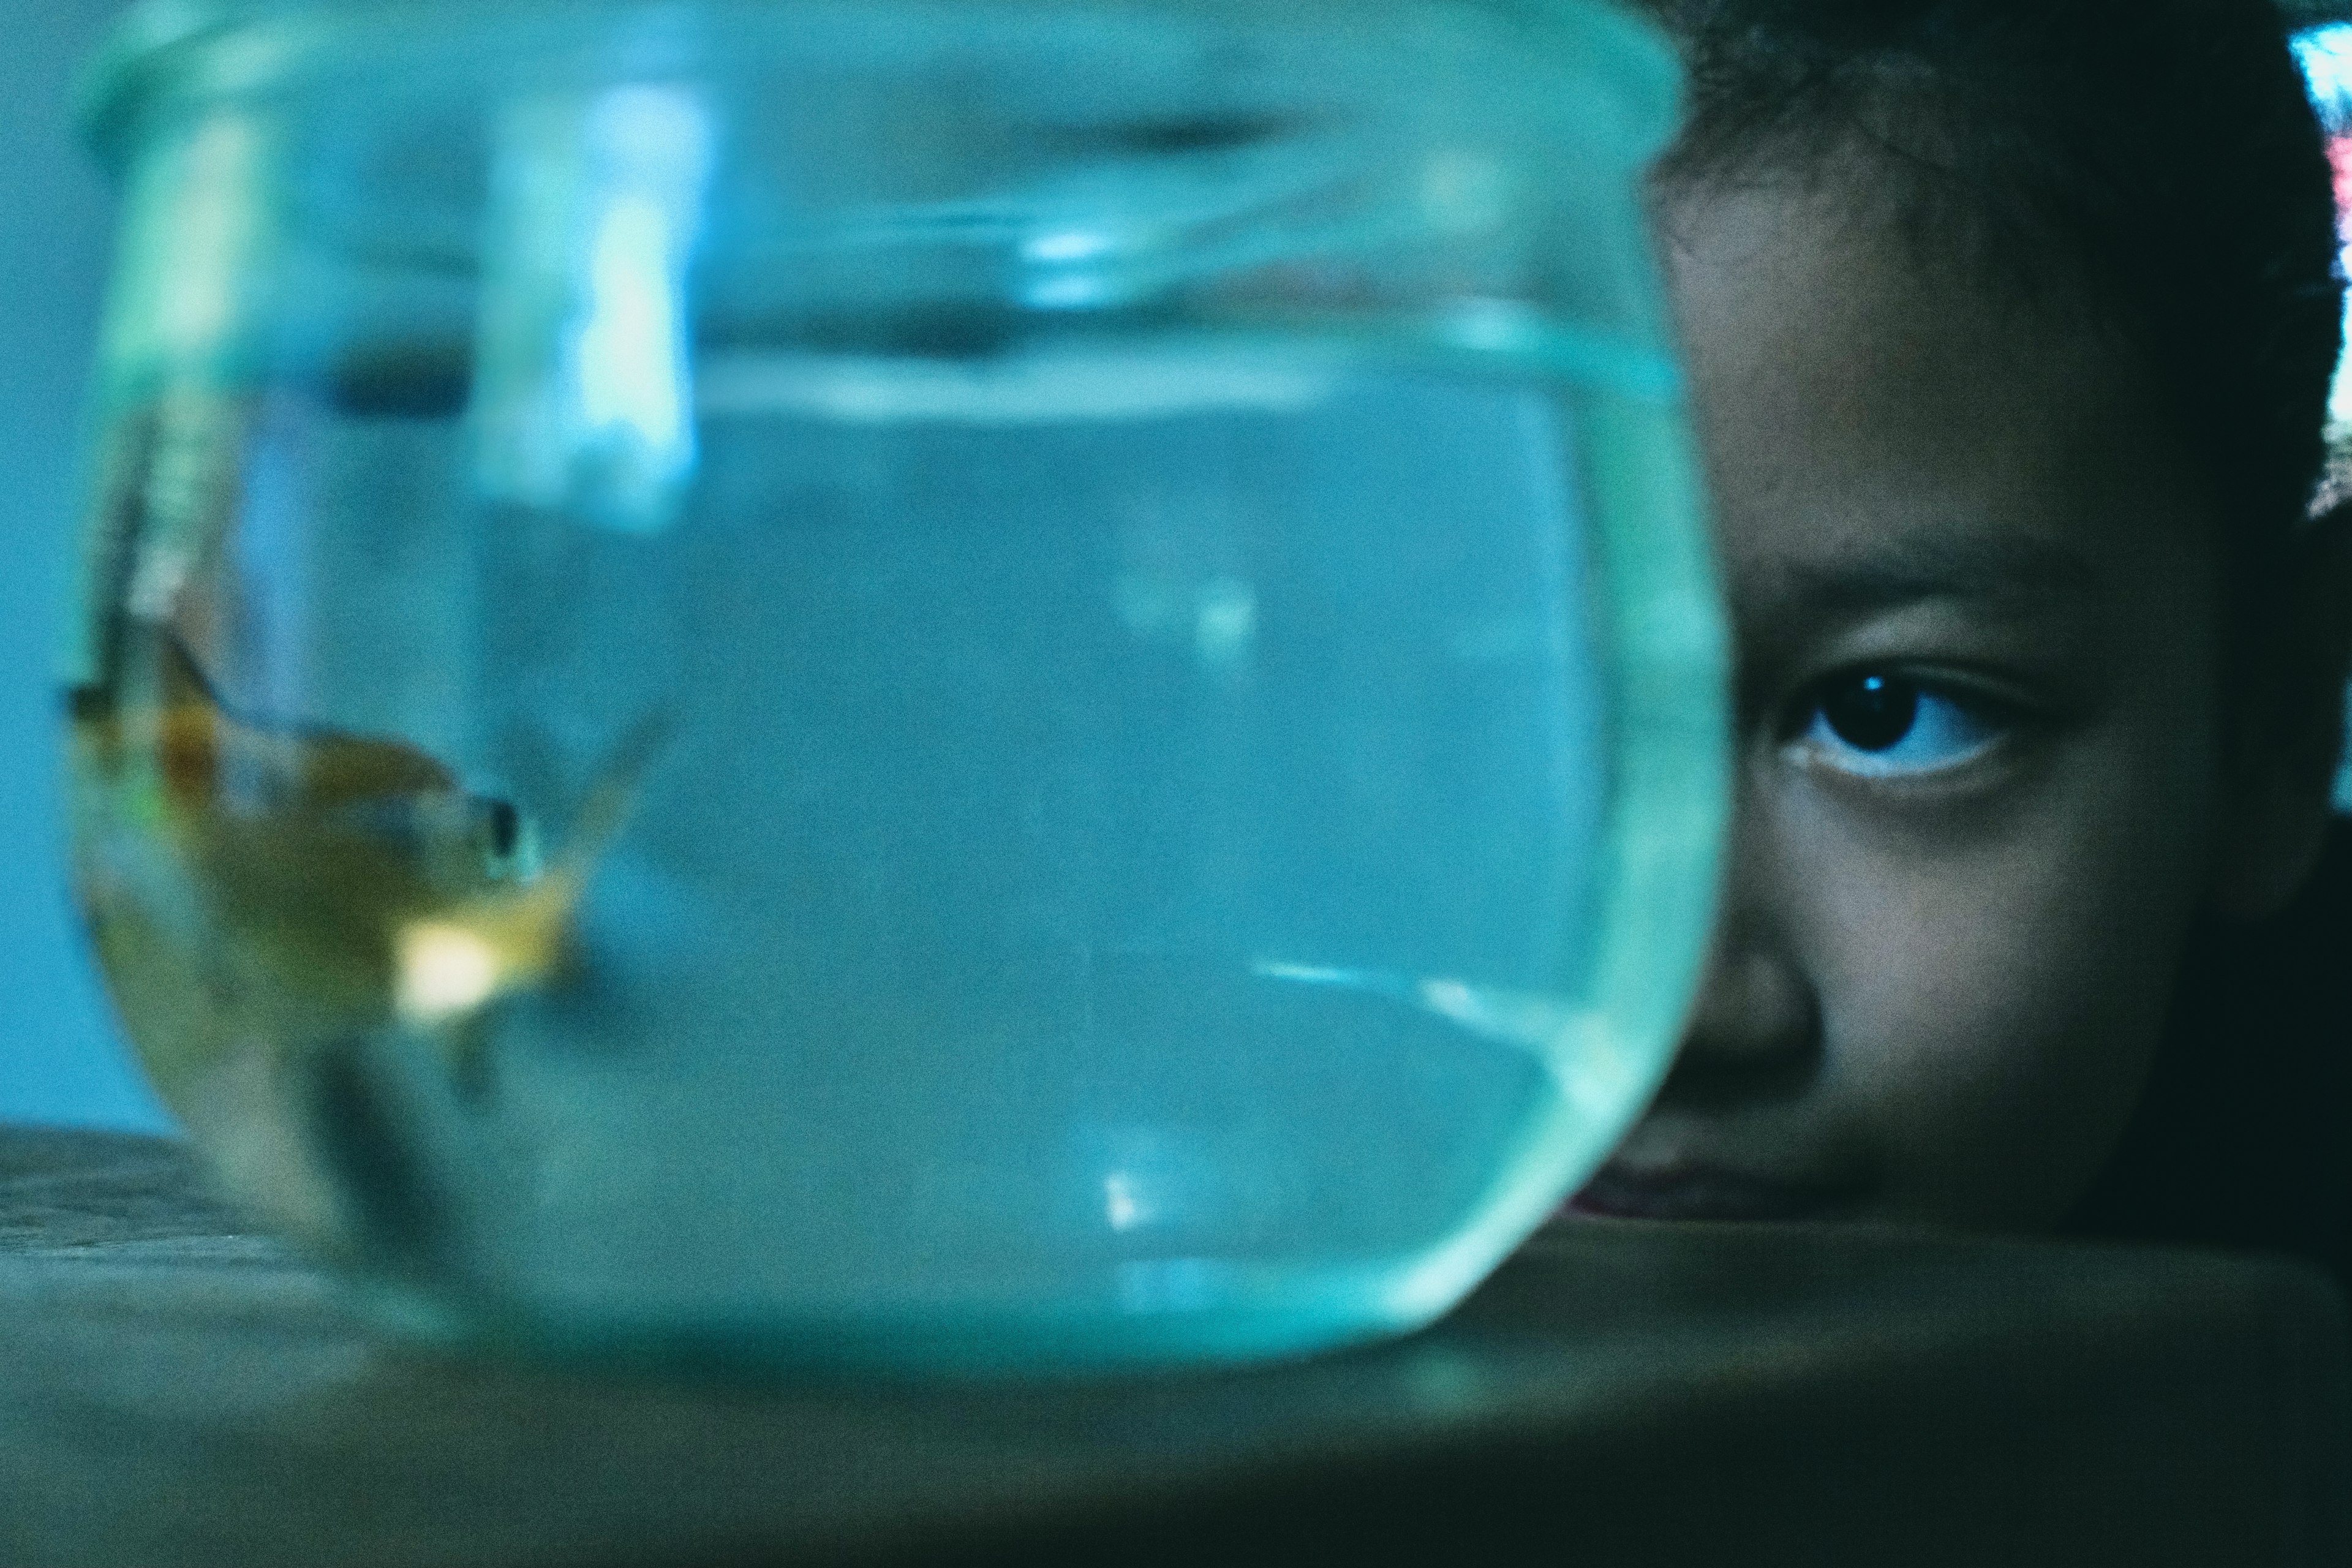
xmin=4 ymin=1123 xmax=2347 ymax=1568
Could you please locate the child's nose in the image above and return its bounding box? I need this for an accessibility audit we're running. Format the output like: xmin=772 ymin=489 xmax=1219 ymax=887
xmin=1656 ymin=941 xmax=1822 ymax=1107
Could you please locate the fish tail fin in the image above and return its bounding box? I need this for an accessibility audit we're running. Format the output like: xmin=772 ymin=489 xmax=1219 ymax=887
xmin=548 ymin=709 xmax=673 ymax=889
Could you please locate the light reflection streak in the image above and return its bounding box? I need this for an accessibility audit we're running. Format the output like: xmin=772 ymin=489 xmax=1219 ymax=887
xmin=472 ymin=85 xmax=715 ymax=533
xmin=1251 ymin=959 xmax=1636 ymax=1117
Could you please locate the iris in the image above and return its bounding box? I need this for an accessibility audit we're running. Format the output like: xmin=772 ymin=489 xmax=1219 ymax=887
xmin=1801 ymin=673 xmax=2004 ymax=776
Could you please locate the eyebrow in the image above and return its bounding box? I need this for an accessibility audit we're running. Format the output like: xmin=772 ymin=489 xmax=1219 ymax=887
xmin=1751 ymin=530 xmax=2103 ymax=617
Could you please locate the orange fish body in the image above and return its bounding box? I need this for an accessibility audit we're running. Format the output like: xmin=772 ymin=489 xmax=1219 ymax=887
xmin=67 ymin=620 xmax=587 ymax=1100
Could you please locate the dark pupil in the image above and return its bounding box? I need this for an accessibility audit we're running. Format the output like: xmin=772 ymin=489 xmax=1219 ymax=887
xmin=1822 ymin=675 xmax=1918 ymax=752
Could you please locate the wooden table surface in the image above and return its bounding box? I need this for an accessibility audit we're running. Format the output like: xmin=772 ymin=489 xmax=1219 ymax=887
xmin=4 ymin=1123 xmax=2348 ymax=1567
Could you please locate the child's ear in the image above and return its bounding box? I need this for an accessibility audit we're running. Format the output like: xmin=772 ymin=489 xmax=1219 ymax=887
xmin=2209 ymin=501 xmax=2352 ymax=921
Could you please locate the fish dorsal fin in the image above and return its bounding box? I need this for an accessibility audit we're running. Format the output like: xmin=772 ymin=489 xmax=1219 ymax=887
xmin=86 ymin=618 xmax=461 ymax=811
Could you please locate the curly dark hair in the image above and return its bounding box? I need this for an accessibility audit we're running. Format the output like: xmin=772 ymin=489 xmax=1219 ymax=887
xmin=1640 ymin=0 xmax=2345 ymax=562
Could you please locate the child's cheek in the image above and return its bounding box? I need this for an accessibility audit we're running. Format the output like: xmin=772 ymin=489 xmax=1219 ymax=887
xmin=1782 ymin=757 xmax=2208 ymax=1228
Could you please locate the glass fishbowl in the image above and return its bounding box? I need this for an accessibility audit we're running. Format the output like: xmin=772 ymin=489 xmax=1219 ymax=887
xmin=64 ymin=0 xmax=1725 ymax=1370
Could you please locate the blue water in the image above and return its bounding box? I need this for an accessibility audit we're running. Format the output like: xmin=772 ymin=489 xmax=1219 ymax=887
xmin=430 ymin=349 xmax=1615 ymax=1322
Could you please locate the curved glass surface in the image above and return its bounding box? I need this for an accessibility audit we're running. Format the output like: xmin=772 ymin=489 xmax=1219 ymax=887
xmin=66 ymin=0 xmax=1725 ymax=1369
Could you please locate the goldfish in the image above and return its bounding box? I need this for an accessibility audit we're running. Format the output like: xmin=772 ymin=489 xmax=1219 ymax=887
xmin=68 ymin=616 xmax=656 ymax=1104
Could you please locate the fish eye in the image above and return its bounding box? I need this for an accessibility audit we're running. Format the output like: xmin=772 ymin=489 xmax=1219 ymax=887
xmin=473 ymin=794 xmax=541 ymax=880
xmin=1795 ymin=671 xmax=2007 ymax=777
xmin=485 ymin=799 xmax=521 ymax=859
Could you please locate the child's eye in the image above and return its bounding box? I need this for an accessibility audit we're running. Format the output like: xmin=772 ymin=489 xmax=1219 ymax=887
xmin=1793 ymin=671 xmax=2007 ymax=777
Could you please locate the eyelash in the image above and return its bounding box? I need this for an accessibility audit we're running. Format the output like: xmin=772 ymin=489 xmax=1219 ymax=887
xmin=1786 ymin=670 xmax=2016 ymax=778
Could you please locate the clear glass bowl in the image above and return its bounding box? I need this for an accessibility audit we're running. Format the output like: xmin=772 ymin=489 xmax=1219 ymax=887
xmin=64 ymin=0 xmax=1726 ymax=1370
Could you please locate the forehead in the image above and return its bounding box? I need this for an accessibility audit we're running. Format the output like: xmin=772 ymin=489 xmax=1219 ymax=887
xmin=1657 ymin=170 xmax=2216 ymax=622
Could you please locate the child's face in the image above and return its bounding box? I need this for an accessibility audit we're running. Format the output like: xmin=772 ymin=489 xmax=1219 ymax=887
xmin=1575 ymin=169 xmax=2271 ymax=1229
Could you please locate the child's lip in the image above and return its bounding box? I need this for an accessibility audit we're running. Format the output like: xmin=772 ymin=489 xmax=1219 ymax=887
xmin=1561 ymin=1163 xmax=1868 ymax=1223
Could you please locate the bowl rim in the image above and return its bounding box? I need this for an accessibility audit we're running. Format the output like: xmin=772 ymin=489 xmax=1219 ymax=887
xmin=77 ymin=0 xmax=1680 ymax=174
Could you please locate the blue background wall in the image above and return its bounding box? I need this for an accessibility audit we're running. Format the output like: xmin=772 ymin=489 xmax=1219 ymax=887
xmin=0 ymin=0 xmax=173 ymax=1130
